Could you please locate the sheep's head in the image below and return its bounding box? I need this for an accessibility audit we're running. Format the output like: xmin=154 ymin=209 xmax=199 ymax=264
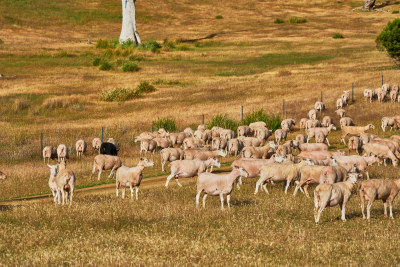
xmin=211 ymin=158 xmax=221 ymax=168
xmin=304 ymin=159 xmax=314 ymax=166
xmin=348 ymin=173 xmax=360 ymax=185
xmin=139 ymin=158 xmax=154 ymax=167
xmin=0 ymin=171 xmax=7 ymax=181
xmin=47 ymin=164 xmax=59 ymax=178
xmin=238 ymin=167 xmax=249 ymax=178
xmin=368 ymin=124 xmax=375 ymax=130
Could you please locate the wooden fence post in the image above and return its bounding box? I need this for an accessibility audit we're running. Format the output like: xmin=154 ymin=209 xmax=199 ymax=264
xmin=101 ymin=127 xmax=104 ymax=142
xmin=352 ymin=83 xmax=354 ymax=102
xmin=202 ymin=114 xmax=204 ymax=125
xmin=282 ymin=99 xmax=285 ymax=118
xmin=240 ymin=106 xmax=243 ymax=121
xmin=40 ymin=133 xmax=43 ymax=159
xmin=152 ymin=121 xmax=154 ymax=132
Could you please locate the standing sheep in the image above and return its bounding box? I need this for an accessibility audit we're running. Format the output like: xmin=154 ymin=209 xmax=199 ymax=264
xmin=43 ymin=146 xmax=56 ymax=164
xmin=75 ymin=139 xmax=87 ymax=159
xmin=348 ymin=136 xmax=362 ymax=155
xmin=92 ymin=138 xmax=102 ymax=154
xmin=237 ymin=126 xmax=251 ymax=137
xmin=321 ymin=116 xmax=333 ymax=127
xmin=91 ymin=154 xmax=122 ymax=180
xmin=57 ymin=144 xmax=69 ymax=162
xmin=335 ymin=109 xmax=346 ymax=118
xmin=115 ymin=158 xmax=154 ymax=200
xmin=308 ymin=109 xmax=317 ymax=120
xmin=336 ymin=98 xmax=344 ymax=109
xmin=314 ymin=101 xmax=325 ymax=112
xmin=160 ymin=148 xmax=184 ymax=172
xmin=340 ymin=117 xmax=355 ymax=129
xmin=363 ymin=89 xmax=375 ymax=102
xmin=275 ymin=129 xmax=288 ymax=145
xmin=300 ymin=118 xmax=308 ymax=130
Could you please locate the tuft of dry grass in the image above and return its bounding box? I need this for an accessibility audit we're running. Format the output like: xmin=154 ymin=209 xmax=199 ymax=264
xmin=42 ymin=95 xmax=80 ymax=109
xmin=12 ymin=98 xmax=30 ymax=112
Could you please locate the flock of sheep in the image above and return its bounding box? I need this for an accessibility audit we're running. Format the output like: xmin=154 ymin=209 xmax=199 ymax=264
xmin=3 ymin=83 xmax=400 ymax=224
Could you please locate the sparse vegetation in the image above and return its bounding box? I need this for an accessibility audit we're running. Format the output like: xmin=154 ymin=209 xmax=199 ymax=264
xmin=289 ymin=17 xmax=307 ymax=23
xmin=206 ymin=114 xmax=239 ymax=132
xmin=92 ymin=57 xmax=101 ymax=66
xmin=96 ymin=39 xmax=110 ymax=49
xmin=392 ymin=10 xmax=399 ymax=14
xmin=0 ymin=38 xmax=3 ymax=45
xmin=152 ymin=79 xmax=181 ymax=85
xmin=215 ymin=15 xmax=223 ymax=19
xmin=42 ymin=95 xmax=80 ymax=108
xmin=136 ymin=81 xmax=156 ymax=94
xmin=99 ymin=61 xmax=112 ymax=70
xmin=376 ymin=18 xmax=400 ymax=62
xmin=274 ymin=18 xmax=284 ymax=24
xmin=242 ymin=109 xmax=281 ymax=131
xmin=99 ymin=87 xmax=135 ymax=102
xmin=333 ymin=33 xmax=344 ymax=39
xmin=12 ymin=98 xmax=30 ymax=112
xmin=154 ymin=117 xmax=177 ymax=132
xmin=137 ymin=40 xmax=162 ymax=53
xmin=121 ymin=61 xmax=139 ymax=72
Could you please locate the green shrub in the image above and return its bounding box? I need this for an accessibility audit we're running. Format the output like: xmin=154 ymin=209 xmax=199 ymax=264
xmin=174 ymin=44 xmax=191 ymax=51
xmin=392 ymin=10 xmax=399 ymax=14
xmin=119 ymin=39 xmax=136 ymax=49
xmin=242 ymin=109 xmax=281 ymax=131
xmin=163 ymin=39 xmax=176 ymax=49
xmin=137 ymin=40 xmax=162 ymax=53
xmin=136 ymin=81 xmax=156 ymax=94
xmin=206 ymin=114 xmax=239 ymax=132
xmin=376 ymin=18 xmax=400 ymax=61
xmin=121 ymin=62 xmax=139 ymax=72
xmin=332 ymin=33 xmax=344 ymax=39
xmin=215 ymin=15 xmax=223 ymax=19
xmin=54 ymin=51 xmax=74 ymax=58
xmin=99 ymin=61 xmax=112 ymax=71
xmin=96 ymin=39 xmax=110 ymax=49
xmin=274 ymin=18 xmax=284 ymax=24
xmin=154 ymin=117 xmax=177 ymax=132
xmin=92 ymin=57 xmax=102 ymax=66
xmin=128 ymin=54 xmax=144 ymax=61
xmin=288 ymin=17 xmax=307 ymax=24
xmin=152 ymin=79 xmax=181 ymax=85
xmin=99 ymin=88 xmax=135 ymax=102
xmin=0 ymin=39 xmax=3 ymax=45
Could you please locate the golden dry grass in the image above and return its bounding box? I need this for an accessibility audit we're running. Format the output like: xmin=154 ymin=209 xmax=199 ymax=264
xmin=1 ymin=0 xmax=400 ymax=264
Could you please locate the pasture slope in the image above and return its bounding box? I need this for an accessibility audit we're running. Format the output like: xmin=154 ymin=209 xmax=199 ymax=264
xmin=1 ymin=0 xmax=400 ymax=265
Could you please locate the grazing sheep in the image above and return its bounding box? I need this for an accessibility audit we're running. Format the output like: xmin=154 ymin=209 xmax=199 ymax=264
xmin=300 ymin=118 xmax=308 ymax=130
xmin=184 ymin=127 xmax=195 ymax=137
xmin=360 ymin=178 xmax=400 ymax=219
xmin=160 ymin=148 xmax=184 ymax=172
xmin=100 ymin=142 xmax=118 ymax=156
xmin=336 ymin=98 xmax=344 ymax=109
xmin=43 ymin=146 xmax=56 ymax=164
xmin=91 ymin=154 xmax=122 ymax=180
xmin=75 ymin=139 xmax=87 ymax=159
xmin=255 ymin=127 xmax=272 ymax=143
xmin=363 ymin=89 xmax=375 ymax=102
xmin=212 ymin=137 xmax=228 ymax=152
xmin=231 ymin=157 xmax=278 ymax=178
xmin=314 ymin=101 xmax=325 ymax=112
xmin=296 ymin=134 xmax=307 ymax=145
xmin=306 ymin=124 xmax=336 ymax=145
xmin=196 ymin=168 xmax=248 ymax=209
xmin=341 ymin=91 xmax=350 ymax=105
xmin=276 ymin=142 xmax=293 ymax=157
xmin=370 ymin=138 xmax=400 ymax=159
xmin=308 ymin=109 xmax=317 ymax=120
xmin=57 ymin=144 xmax=69 ymax=162
xmin=341 ymin=124 xmax=375 ymax=144
xmin=281 ymin=119 xmax=296 ymax=131
xmin=194 ymin=130 xmax=209 ymax=144
xmin=335 ymin=109 xmax=346 ymax=118
xmin=381 ymin=116 xmax=396 ymax=132
xmin=314 ymin=173 xmax=360 ymax=224
xmin=92 ymin=138 xmax=102 ymax=154
xmin=153 ymin=137 xmax=172 ymax=149
xmin=376 ymin=88 xmax=386 ymax=102
xmin=298 ymin=150 xmax=344 ymax=161
xmin=237 ymin=136 xmax=262 ymax=147
xmin=348 ymin=136 xmax=362 ymax=154
xmin=219 ymin=129 xmax=235 ymax=141
xmin=321 ymin=116 xmax=333 ymax=127
xmin=183 ymin=137 xmax=204 ymax=149
xmin=237 ymin=126 xmax=251 ymax=137
xmin=390 ymin=89 xmax=398 ymax=102
xmin=228 ymin=138 xmax=244 ymax=156
xmin=184 ymin=149 xmax=226 ymax=161
xmin=242 ymin=142 xmax=276 ymax=159
xmin=340 ymin=117 xmax=355 ymax=128
xmin=362 ymin=143 xmax=399 ymax=167
xmin=293 ymin=165 xmax=327 ymax=197
xmin=319 ymin=165 xmax=354 ymax=185
xmin=166 ymin=158 xmax=220 ymax=187
xmin=115 ymin=158 xmax=154 ymax=200
xmin=299 ymin=143 xmax=328 ymax=152
xmin=157 ymin=128 xmax=169 ymax=138
xmin=139 ymin=138 xmax=157 ymax=155
xmin=255 ymin=161 xmax=307 ymax=194
xmin=275 ymin=128 xmax=288 ymax=145
xmin=305 ymin=119 xmax=321 ymax=130
xmin=315 ymin=131 xmax=330 ymax=146
xmin=107 ymin=138 xmax=116 ymax=146
xmin=360 ymin=133 xmax=378 ymax=144
xmin=169 ymin=132 xmax=189 ymax=146
xmin=333 ymin=155 xmax=381 ymax=180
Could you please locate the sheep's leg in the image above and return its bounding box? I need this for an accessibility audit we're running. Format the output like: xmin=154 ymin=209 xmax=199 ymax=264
xmin=219 ymin=193 xmax=224 ymax=210
xmin=367 ymin=201 xmax=372 ymax=220
xmin=384 ymin=159 xmax=387 ymax=166
xmin=361 ymin=198 xmax=366 ymax=219
xmin=304 ymin=184 xmax=310 ymax=198
xmin=384 ymin=201 xmax=388 ymax=217
xmin=161 ymin=161 xmax=165 ymax=172
xmin=61 ymin=190 xmax=65 ymax=205
xmin=130 ymin=185 xmax=134 ymax=200
xmin=196 ymin=191 xmax=201 ymax=208
xmin=57 ymin=190 xmax=61 ymax=205
xmin=175 ymin=177 xmax=183 ymax=187
xmin=227 ymin=194 xmax=231 ymax=209
xmin=315 ymin=205 xmax=326 ymax=224
xmin=122 ymin=187 xmax=126 ymax=199
xmin=69 ymin=188 xmax=73 ymax=206
xmin=284 ymin=180 xmax=291 ymax=194
xmin=108 ymin=168 xmax=115 ymax=179
xmin=135 ymin=187 xmax=139 ymax=200
xmin=165 ymin=173 xmax=174 ymax=187
xmin=389 ymin=201 xmax=394 ymax=219
xmin=254 ymin=177 xmax=264 ymax=195
xmin=325 ymin=138 xmax=331 ymax=147
xmin=90 ymin=163 xmax=96 ymax=179
xmin=262 ymin=182 xmax=269 ymax=194
xmin=98 ymin=169 xmax=102 ymax=181
xmin=340 ymin=204 xmax=346 ymax=222
xmin=116 ymin=182 xmax=119 ymax=198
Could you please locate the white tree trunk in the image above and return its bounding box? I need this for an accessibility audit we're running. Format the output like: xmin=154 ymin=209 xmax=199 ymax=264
xmin=120 ymin=0 xmax=141 ymax=45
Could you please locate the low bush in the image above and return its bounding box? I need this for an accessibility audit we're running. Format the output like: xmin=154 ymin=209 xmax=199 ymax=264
xmin=274 ymin=18 xmax=284 ymax=24
xmin=42 ymin=95 xmax=80 ymax=108
xmin=152 ymin=79 xmax=181 ymax=85
xmin=376 ymin=18 xmax=400 ymax=61
xmin=121 ymin=62 xmax=139 ymax=72
xmin=136 ymin=81 xmax=156 ymax=94
xmin=154 ymin=117 xmax=177 ymax=132
xmin=332 ymin=33 xmax=344 ymax=39
xmin=137 ymin=40 xmax=162 ymax=53
xmin=215 ymin=15 xmax=223 ymax=19
xmin=96 ymin=39 xmax=110 ymax=49
xmin=99 ymin=61 xmax=112 ymax=71
xmin=99 ymin=88 xmax=135 ymax=102
xmin=289 ymin=17 xmax=307 ymax=23
xmin=92 ymin=57 xmax=102 ymax=66
xmin=206 ymin=114 xmax=239 ymax=132
xmin=392 ymin=10 xmax=399 ymax=14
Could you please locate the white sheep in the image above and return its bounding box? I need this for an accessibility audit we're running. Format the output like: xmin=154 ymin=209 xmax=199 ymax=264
xmin=335 ymin=109 xmax=346 ymax=118
xmin=57 ymin=144 xmax=69 ymax=162
xmin=308 ymin=109 xmax=317 ymax=120
xmin=92 ymin=138 xmax=102 ymax=154
xmin=91 ymin=154 xmax=122 ymax=180
xmin=336 ymin=98 xmax=344 ymax=109
xmin=75 ymin=139 xmax=87 ymax=159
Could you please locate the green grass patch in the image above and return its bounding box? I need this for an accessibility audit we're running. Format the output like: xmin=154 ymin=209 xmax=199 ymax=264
xmin=288 ymin=17 xmax=307 ymax=23
xmin=121 ymin=61 xmax=139 ymax=72
xmin=99 ymin=88 xmax=135 ymax=102
xmin=392 ymin=10 xmax=399 ymax=14
xmin=242 ymin=109 xmax=282 ymax=131
xmin=274 ymin=18 xmax=285 ymax=24
xmin=215 ymin=15 xmax=223 ymax=19
xmin=207 ymin=114 xmax=239 ymax=132
xmin=152 ymin=79 xmax=181 ymax=86
xmin=137 ymin=40 xmax=162 ymax=53
xmin=154 ymin=117 xmax=177 ymax=132
xmin=332 ymin=33 xmax=344 ymax=39
xmin=99 ymin=61 xmax=112 ymax=71
xmin=136 ymin=81 xmax=156 ymax=94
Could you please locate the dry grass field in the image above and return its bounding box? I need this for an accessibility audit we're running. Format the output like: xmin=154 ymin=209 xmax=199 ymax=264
xmin=1 ymin=0 xmax=400 ymax=265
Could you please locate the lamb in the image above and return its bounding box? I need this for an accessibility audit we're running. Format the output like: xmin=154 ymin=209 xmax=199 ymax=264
xmin=100 ymin=142 xmax=118 ymax=156
xmin=196 ymin=168 xmax=248 ymax=209
xmin=255 ymin=127 xmax=272 ymax=142
xmin=348 ymin=136 xmax=362 ymax=154
xmin=92 ymin=138 xmax=102 ymax=153
xmin=335 ymin=108 xmax=346 ymax=118
xmin=107 ymin=138 xmax=116 ymax=146
xmin=308 ymin=109 xmax=317 ymax=120
xmin=341 ymin=124 xmax=375 ymax=144
xmin=296 ymin=134 xmax=307 ymax=145
xmin=336 ymin=98 xmax=344 ymax=109
xmin=314 ymin=101 xmax=325 ymax=112
xmin=275 ymin=128 xmax=288 ymax=145
xmin=314 ymin=173 xmax=360 ymax=224
xmin=184 ymin=149 xmax=226 ymax=161
xmin=48 ymin=163 xmax=76 ymax=205
xmin=43 ymin=146 xmax=56 ymax=164
xmin=160 ymin=148 xmax=184 ymax=172
xmin=242 ymin=142 xmax=276 ymax=159
xmin=363 ymin=89 xmax=375 ymax=102
xmin=362 ymin=143 xmax=399 ymax=167
xmin=183 ymin=137 xmax=204 ymax=149
xmin=300 ymin=118 xmax=308 ymax=130
xmin=75 ymin=139 xmax=87 ymax=159
xmin=115 ymin=158 xmax=154 ymax=200
xmin=139 ymin=138 xmax=157 ymax=155
xmin=281 ymin=119 xmax=296 ymax=131
xmin=166 ymin=158 xmax=220 ymax=187
xmin=237 ymin=126 xmax=251 ymax=137
xmin=360 ymin=178 xmax=400 ymax=219
xmin=299 ymin=143 xmax=328 ymax=152
xmin=321 ymin=116 xmax=333 ymax=127
xmin=381 ymin=116 xmax=396 ymax=132
xmin=91 ymin=154 xmax=122 ymax=180
xmin=255 ymin=161 xmax=307 ymax=194
xmin=57 ymin=144 xmax=69 ymax=162
xmin=184 ymin=127 xmax=195 ymax=137
xmin=249 ymin=121 xmax=266 ymax=133
xmin=340 ymin=117 xmax=355 ymax=128
xmin=305 ymin=119 xmax=320 ymax=130
xmin=237 ymin=136 xmax=262 ymax=147
xmin=227 ymin=138 xmax=244 ymax=156
xmin=169 ymin=132 xmax=189 ymax=146
xmin=341 ymin=90 xmax=350 ymax=105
